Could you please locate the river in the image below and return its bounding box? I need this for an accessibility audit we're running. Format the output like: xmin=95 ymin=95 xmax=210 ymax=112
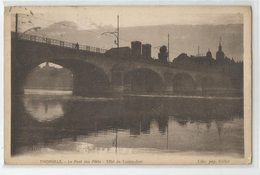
xmin=11 ymin=89 xmax=244 ymax=158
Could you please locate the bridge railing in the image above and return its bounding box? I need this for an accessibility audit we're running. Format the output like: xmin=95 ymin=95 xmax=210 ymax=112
xmin=12 ymin=31 xmax=108 ymax=54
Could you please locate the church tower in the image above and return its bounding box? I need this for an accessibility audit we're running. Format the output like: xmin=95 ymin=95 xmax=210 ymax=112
xmin=216 ymin=37 xmax=224 ymax=61
xmin=206 ymin=48 xmax=212 ymax=58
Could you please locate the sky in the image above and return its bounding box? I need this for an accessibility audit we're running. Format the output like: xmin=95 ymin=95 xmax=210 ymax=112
xmin=9 ymin=6 xmax=244 ymax=67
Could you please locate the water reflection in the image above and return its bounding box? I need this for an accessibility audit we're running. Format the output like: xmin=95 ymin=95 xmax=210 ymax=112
xmin=11 ymin=90 xmax=244 ymax=157
xmin=23 ymin=95 xmax=65 ymax=122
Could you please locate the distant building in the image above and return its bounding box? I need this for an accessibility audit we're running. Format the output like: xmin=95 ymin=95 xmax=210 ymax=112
xmin=206 ymin=49 xmax=212 ymax=58
xmin=173 ymin=49 xmax=214 ymax=66
xmin=105 ymin=38 xmax=243 ymax=85
xmin=105 ymin=47 xmax=132 ymax=59
xmin=158 ymin=45 xmax=168 ymax=63
xmin=172 ymin=38 xmax=243 ymax=86
xmin=142 ymin=44 xmax=152 ymax=59
xmin=131 ymin=41 xmax=142 ymax=56
xmin=105 ymin=40 xmax=152 ymax=61
xmin=216 ymin=37 xmax=225 ymax=61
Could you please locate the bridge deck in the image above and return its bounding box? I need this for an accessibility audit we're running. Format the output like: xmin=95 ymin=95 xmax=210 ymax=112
xmin=11 ymin=31 xmax=108 ymax=54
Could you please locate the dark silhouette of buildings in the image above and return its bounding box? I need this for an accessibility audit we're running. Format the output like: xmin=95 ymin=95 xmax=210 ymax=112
xmin=173 ymin=50 xmax=214 ymax=66
xmin=172 ymin=38 xmax=243 ymax=84
xmin=142 ymin=44 xmax=152 ymax=59
xmin=158 ymin=45 xmax=168 ymax=63
xmin=216 ymin=37 xmax=225 ymax=61
xmin=131 ymin=41 xmax=142 ymax=56
xmin=105 ymin=37 xmax=243 ymax=90
xmin=105 ymin=40 xmax=153 ymax=61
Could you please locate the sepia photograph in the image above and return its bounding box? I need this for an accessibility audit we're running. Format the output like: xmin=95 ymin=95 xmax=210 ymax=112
xmin=4 ymin=6 xmax=251 ymax=165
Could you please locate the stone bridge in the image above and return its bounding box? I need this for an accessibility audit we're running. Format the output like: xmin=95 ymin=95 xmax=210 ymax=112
xmin=11 ymin=32 xmax=227 ymax=96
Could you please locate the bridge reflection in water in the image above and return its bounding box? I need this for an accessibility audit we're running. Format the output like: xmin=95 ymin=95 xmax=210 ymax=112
xmin=11 ymin=89 xmax=244 ymax=157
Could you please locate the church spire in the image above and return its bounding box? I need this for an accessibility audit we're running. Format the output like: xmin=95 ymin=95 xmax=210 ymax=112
xmin=216 ymin=37 xmax=224 ymax=60
xmin=218 ymin=37 xmax=222 ymax=51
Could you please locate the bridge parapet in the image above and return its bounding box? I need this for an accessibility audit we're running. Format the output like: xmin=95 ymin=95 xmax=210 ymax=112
xmin=11 ymin=31 xmax=107 ymax=54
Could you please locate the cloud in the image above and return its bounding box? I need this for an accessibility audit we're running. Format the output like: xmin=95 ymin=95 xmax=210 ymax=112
xmin=11 ymin=7 xmax=243 ymax=33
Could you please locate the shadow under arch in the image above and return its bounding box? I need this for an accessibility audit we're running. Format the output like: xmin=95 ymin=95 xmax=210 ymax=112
xmin=172 ymin=73 xmax=195 ymax=94
xmin=123 ymin=68 xmax=164 ymax=93
xmin=22 ymin=59 xmax=111 ymax=96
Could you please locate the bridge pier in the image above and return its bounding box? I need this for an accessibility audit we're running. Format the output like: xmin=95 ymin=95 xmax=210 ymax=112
xmin=11 ymin=47 xmax=25 ymax=95
xmin=111 ymin=69 xmax=124 ymax=93
xmin=72 ymin=72 xmax=110 ymax=97
xmin=73 ymin=71 xmax=84 ymax=96
xmin=11 ymin=69 xmax=25 ymax=95
xmin=164 ymin=72 xmax=173 ymax=93
xmin=72 ymin=69 xmax=125 ymax=96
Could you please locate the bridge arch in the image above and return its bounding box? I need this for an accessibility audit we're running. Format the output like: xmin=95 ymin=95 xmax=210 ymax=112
xmin=22 ymin=59 xmax=111 ymax=96
xmin=123 ymin=68 xmax=164 ymax=93
xmin=172 ymin=73 xmax=196 ymax=93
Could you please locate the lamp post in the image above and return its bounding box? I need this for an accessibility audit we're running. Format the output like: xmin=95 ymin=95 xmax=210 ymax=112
xmin=101 ymin=15 xmax=119 ymax=48
xmin=15 ymin=13 xmax=41 ymax=41
xmin=17 ymin=27 xmax=41 ymax=40
xmin=168 ymin=34 xmax=170 ymax=62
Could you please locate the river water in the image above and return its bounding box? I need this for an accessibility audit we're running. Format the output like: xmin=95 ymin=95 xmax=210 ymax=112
xmin=11 ymin=89 xmax=244 ymax=158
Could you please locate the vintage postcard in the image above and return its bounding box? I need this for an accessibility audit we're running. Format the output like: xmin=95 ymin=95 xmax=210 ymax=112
xmin=4 ymin=6 xmax=251 ymax=165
